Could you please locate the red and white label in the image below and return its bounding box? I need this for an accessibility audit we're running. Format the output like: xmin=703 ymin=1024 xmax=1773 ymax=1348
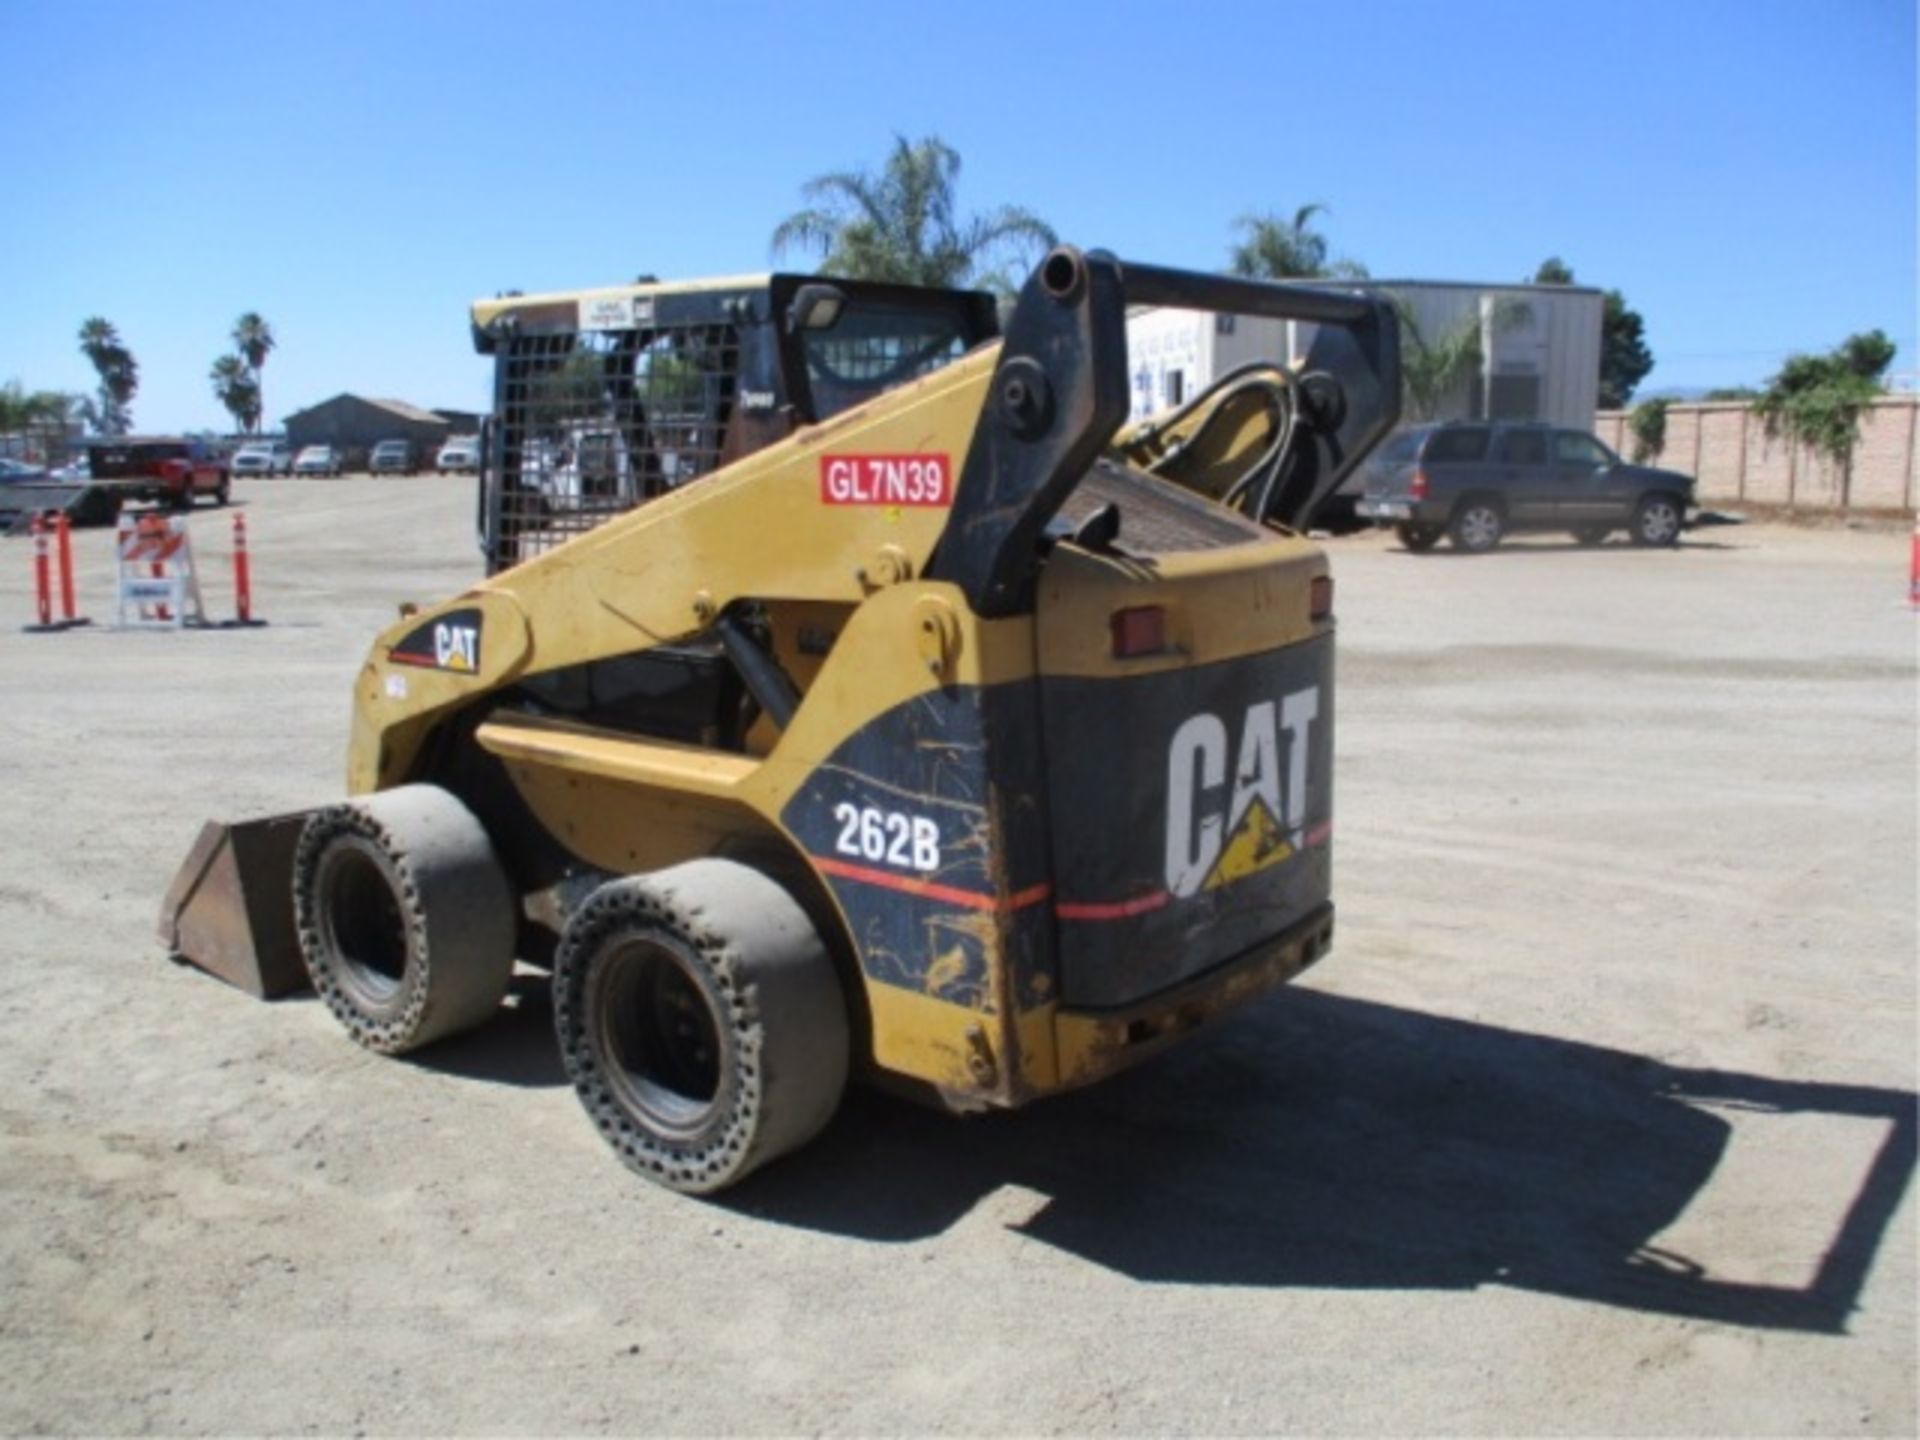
xmin=820 ymin=454 xmax=952 ymax=507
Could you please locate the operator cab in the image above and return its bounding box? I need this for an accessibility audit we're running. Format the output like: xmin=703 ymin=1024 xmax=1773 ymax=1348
xmin=471 ymin=273 xmax=1000 ymax=575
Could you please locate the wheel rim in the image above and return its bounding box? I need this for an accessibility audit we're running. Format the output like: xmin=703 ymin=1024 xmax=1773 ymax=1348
xmin=316 ymin=842 xmax=409 ymax=1006
xmin=1460 ymin=507 xmax=1500 ymax=548
xmin=593 ymin=939 xmax=725 ymax=1140
xmin=1641 ymin=502 xmax=1679 ymax=543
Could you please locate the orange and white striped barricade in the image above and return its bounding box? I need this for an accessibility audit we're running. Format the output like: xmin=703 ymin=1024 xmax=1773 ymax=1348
xmin=116 ymin=513 xmax=206 ymax=629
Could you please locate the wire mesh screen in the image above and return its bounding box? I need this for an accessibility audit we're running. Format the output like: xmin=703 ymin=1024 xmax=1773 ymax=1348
xmin=487 ymin=320 xmax=738 ymax=572
xmin=799 ymin=304 xmax=974 ymax=418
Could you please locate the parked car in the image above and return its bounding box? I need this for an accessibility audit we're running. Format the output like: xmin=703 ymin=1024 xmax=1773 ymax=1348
xmin=87 ymin=437 xmax=230 ymax=508
xmin=231 ymin=440 xmax=292 ymax=477
xmin=0 ymin=457 xmax=51 ymax=484
xmin=1355 ymin=422 xmax=1694 ymax=553
xmin=51 ymin=454 xmax=90 ymax=481
xmin=293 ymin=445 xmax=343 ymax=477
xmin=369 ymin=438 xmax=416 ymax=475
xmin=435 ymin=436 xmax=480 ymax=473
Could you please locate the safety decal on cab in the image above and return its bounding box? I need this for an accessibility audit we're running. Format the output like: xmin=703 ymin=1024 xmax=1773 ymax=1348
xmin=820 ymin=454 xmax=952 ymax=506
xmin=389 ymin=607 xmax=483 ymax=673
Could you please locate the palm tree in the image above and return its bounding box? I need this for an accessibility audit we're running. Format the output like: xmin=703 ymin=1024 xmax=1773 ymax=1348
xmin=232 ymin=313 xmax=275 ymax=433
xmin=772 ymin=135 xmax=1055 ymax=290
xmin=1228 ymin=204 xmax=1368 ymax=281
xmin=77 ymin=317 xmax=138 ymax=434
xmin=210 ymin=355 xmax=260 ymax=434
xmin=1397 ymin=304 xmax=1483 ymax=421
xmin=0 ymin=382 xmax=72 ymax=434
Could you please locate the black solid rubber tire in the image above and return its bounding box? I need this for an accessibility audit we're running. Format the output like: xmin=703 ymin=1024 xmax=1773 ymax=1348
xmin=293 ymin=784 xmax=516 ymax=1054
xmin=554 ymin=861 xmax=849 ymax=1195
xmin=1571 ymin=525 xmax=1610 ymax=546
xmin=1395 ymin=523 xmax=1444 ymax=552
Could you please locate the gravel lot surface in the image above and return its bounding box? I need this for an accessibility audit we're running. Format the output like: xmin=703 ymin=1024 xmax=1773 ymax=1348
xmin=1 ymin=477 xmax=1913 ymax=1435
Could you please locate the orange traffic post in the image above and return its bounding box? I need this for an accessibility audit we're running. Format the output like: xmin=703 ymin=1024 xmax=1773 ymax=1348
xmin=52 ymin=511 xmax=88 ymax=626
xmin=230 ymin=511 xmax=264 ymax=626
xmin=22 ymin=512 xmax=62 ymax=633
xmin=31 ymin=513 xmax=50 ymax=626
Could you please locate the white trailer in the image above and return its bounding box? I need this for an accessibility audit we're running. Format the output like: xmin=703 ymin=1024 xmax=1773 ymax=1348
xmin=1126 ymin=280 xmax=1605 ymax=433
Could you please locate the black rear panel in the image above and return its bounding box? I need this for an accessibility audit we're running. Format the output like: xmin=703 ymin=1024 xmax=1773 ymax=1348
xmin=1042 ymin=633 xmax=1334 ymax=1008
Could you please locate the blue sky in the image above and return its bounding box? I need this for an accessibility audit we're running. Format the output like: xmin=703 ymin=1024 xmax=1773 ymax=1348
xmin=4 ymin=0 xmax=1913 ymax=432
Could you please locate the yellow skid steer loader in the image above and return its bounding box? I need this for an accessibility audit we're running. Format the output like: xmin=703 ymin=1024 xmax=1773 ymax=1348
xmin=160 ymin=247 xmax=1399 ymax=1193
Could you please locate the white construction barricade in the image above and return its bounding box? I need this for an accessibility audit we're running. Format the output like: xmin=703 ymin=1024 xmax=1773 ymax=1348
xmin=117 ymin=513 xmax=206 ymax=628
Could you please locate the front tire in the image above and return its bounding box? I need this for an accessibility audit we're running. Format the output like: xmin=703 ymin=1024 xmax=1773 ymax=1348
xmin=1631 ymin=494 xmax=1684 ymax=547
xmin=1450 ymin=501 xmax=1504 ymax=553
xmin=1395 ymin=523 xmax=1444 ymax=552
xmin=293 ymin=785 xmax=516 ymax=1054
xmin=554 ymin=861 xmax=849 ymax=1195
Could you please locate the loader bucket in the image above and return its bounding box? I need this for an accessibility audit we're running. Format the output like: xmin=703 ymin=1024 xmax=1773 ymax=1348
xmin=158 ymin=812 xmax=315 ymax=998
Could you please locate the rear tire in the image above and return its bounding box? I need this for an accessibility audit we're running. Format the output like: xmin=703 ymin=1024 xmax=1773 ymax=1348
xmin=554 ymin=861 xmax=849 ymax=1195
xmin=1450 ymin=501 xmax=1504 ymax=553
xmin=1395 ymin=523 xmax=1444 ymax=552
xmin=293 ymin=785 xmax=516 ymax=1054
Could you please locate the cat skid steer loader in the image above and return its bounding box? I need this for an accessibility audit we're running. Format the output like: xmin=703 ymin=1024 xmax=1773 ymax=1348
xmin=160 ymin=247 xmax=1399 ymax=1193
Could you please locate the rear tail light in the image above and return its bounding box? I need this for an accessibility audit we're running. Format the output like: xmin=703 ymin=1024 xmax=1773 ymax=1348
xmin=1310 ymin=575 xmax=1334 ymax=622
xmin=1410 ymin=467 xmax=1430 ymax=501
xmin=1110 ymin=605 xmax=1167 ymax=658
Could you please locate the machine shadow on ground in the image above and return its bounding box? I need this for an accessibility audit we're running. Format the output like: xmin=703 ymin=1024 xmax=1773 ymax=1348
xmin=410 ymin=972 xmax=566 ymax=1088
xmin=722 ymin=987 xmax=1916 ymax=1336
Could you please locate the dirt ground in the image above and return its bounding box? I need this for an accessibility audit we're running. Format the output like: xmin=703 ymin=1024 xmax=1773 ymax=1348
xmin=0 ymin=478 xmax=1913 ymax=1436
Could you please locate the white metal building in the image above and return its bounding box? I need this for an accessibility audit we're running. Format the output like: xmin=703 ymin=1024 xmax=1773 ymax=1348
xmin=1124 ymin=279 xmax=1605 ymax=432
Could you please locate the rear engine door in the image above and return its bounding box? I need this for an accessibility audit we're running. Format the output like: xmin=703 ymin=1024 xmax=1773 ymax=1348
xmin=1036 ymin=467 xmax=1334 ymax=1009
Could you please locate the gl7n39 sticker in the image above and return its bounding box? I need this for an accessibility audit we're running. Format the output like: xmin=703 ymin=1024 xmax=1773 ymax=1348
xmin=389 ymin=607 xmax=483 ymax=673
xmin=820 ymin=454 xmax=951 ymax=507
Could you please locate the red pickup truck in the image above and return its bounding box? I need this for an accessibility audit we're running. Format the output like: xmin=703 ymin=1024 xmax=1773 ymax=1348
xmin=87 ymin=438 xmax=231 ymax=508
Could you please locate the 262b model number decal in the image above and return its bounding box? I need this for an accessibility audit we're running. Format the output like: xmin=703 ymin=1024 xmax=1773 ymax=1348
xmin=820 ymin=454 xmax=951 ymax=507
xmin=832 ymin=802 xmax=941 ymax=873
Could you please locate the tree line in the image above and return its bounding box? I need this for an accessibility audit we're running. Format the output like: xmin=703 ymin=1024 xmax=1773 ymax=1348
xmin=771 ymin=134 xmax=1896 ymax=473
xmin=0 ymin=312 xmax=276 ymax=446
xmin=768 ymin=137 xmax=1658 ymax=420
xmin=5 ymin=135 xmax=1894 ymax=471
